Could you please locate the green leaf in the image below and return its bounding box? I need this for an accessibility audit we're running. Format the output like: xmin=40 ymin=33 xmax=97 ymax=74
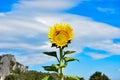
xmin=43 ymin=66 xmax=58 ymax=72
xmin=42 ymin=76 xmax=49 ymax=80
xmin=43 ymin=64 xmax=59 ymax=72
xmin=43 ymin=51 xmax=57 ymax=57
xmin=42 ymin=75 xmax=54 ymax=80
xmin=64 ymin=57 xmax=79 ymax=63
xmin=60 ymin=64 xmax=67 ymax=68
xmin=64 ymin=51 xmax=76 ymax=55
xmin=52 ymin=64 xmax=59 ymax=69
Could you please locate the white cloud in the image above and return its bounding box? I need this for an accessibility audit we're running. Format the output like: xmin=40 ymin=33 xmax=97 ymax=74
xmin=87 ymin=40 xmax=120 ymax=55
xmin=16 ymin=53 xmax=56 ymax=66
xmin=14 ymin=0 xmax=81 ymax=12
xmin=86 ymin=52 xmax=110 ymax=59
xmin=38 ymin=42 xmax=57 ymax=51
xmin=0 ymin=0 xmax=120 ymax=66
xmin=0 ymin=52 xmax=55 ymax=66
xmin=0 ymin=13 xmax=5 ymax=16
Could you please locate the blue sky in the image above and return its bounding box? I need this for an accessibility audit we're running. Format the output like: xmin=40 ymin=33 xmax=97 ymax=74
xmin=0 ymin=0 xmax=120 ymax=80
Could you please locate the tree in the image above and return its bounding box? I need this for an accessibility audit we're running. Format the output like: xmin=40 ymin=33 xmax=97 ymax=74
xmin=79 ymin=77 xmax=85 ymax=80
xmin=102 ymin=74 xmax=110 ymax=80
xmin=89 ymin=71 xmax=110 ymax=80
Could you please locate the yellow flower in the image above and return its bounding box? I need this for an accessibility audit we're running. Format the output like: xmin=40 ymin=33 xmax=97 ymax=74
xmin=48 ymin=23 xmax=73 ymax=48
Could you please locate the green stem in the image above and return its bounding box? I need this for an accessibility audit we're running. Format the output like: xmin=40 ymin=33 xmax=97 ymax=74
xmin=59 ymin=48 xmax=64 ymax=80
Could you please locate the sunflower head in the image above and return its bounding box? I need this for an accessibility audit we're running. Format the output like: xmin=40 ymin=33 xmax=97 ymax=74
xmin=48 ymin=23 xmax=74 ymax=48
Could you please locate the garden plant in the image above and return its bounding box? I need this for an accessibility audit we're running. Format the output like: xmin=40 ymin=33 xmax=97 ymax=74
xmin=42 ymin=23 xmax=79 ymax=80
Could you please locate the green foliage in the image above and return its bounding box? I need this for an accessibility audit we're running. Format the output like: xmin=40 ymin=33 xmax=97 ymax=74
xmin=89 ymin=71 xmax=110 ymax=80
xmin=65 ymin=75 xmax=85 ymax=80
xmin=64 ymin=57 xmax=79 ymax=63
xmin=0 ymin=56 xmax=2 ymax=60
xmin=43 ymin=51 xmax=60 ymax=62
xmin=43 ymin=50 xmax=79 ymax=71
xmin=4 ymin=71 xmax=85 ymax=80
xmin=79 ymin=77 xmax=85 ymax=80
xmin=13 ymin=68 xmax=21 ymax=74
xmin=43 ymin=64 xmax=59 ymax=72
xmin=4 ymin=71 xmax=111 ymax=80
xmin=65 ymin=75 xmax=80 ymax=80
xmin=64 ymin=51 xmax=76 ymax=55
xmin=5 ymin=75 xmax=17 ymax=80
xmin=43 ymin=49 xmax=79 ymax=80
xmin=102 ymin=74 xmax=110 ymax=80
xmin=5 ymin=71 xmax=49 ymax=80
xmin=42 ymin=75 xmax=54 ymax=80
xmin=43 ymin=52 xmax=57 ymax=58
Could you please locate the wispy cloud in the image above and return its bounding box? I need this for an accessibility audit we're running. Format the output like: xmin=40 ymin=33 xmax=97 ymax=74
xmin=118 ymin=68 xmax=120 ymax=72
xmin=97 ymin=7 xmax=115 ymax=14
xmin=86 ymin=52 xmax=110 ymax=59
xmin=14 ymin=0 xmax=81 ymax=12
xmin=0 ymin=0 xmax=120 ymax=66
xmin=16 ymin=53 xmax=56 ymax=66
xmin=0 ymin=13 xmax=5 ymax=16
xmin=87 ymin=40 xmax=120 ymax=55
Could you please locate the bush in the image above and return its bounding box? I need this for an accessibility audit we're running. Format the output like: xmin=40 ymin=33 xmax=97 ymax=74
xmin=89 ymin=71 xmax=110 ymax=80
xmin=65 ymin=75 xmax=80 ymax=80
xmin=5 ymin=75 xmax=17 ymax=80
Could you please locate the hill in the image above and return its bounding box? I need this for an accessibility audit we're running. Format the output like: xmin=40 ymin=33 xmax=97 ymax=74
xmin=0 ymin=54 xmax=84 ymax=80
xmin=0 ymin=54 xmax=28 ymax=80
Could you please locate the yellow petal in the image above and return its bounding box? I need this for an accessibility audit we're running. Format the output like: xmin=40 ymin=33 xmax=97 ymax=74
xmin=48 ymin=23 xmax=74 ymax=48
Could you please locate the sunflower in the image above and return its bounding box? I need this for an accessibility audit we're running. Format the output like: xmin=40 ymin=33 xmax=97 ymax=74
xmin=48 ymin=23 xmax=74 ymax=48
